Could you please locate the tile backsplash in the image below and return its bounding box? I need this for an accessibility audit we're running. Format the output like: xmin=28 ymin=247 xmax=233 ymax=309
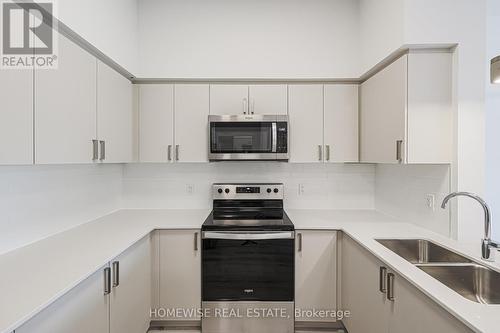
xmin=122 ymin=163 xmax=376 ymax=210
xmin=375 ymin=164 xmax=451 ymax=237
xmin=0 ymin=164 xmax=122 ymax=254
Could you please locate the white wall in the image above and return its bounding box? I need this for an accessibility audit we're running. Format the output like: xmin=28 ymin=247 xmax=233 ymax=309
xmin=486 ymin=0 xmax=500 ymax=241
xmin=375 ymin=165 xmax=451 ymax=237
xmin=122 ymin=163 xmax=375 ymax=210
xmin=403 ymin=0 xmax=487 ymax=242
xmin=358 ymin=0 xmax=405 ymax=74
xmin=137 ymin=0 xmax=360 ymax=78
xmin=0 ymin=165 xmax=122 ymax=254
xmin=57 ymin=0 xmax=139 ymax=74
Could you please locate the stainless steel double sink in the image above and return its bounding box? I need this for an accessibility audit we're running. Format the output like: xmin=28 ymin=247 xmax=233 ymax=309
xmin=376 ymin=239 xmax=500 ymax=304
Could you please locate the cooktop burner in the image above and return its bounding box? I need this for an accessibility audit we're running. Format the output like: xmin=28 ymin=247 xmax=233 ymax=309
xmin=202 ymin=183 xmax=294 ymax=231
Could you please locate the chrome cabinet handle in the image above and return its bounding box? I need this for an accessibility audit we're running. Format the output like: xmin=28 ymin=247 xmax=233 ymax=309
xmin=167 ymin=145 xmax=172 ymax=161
xmin=99 ymin=141 xmax=105 ymax=161
xmin=318 ymin=145 xmax=323 ymax=161
xmin=396 ymin=140 xmax=403 ymax=163
xmin=175 ymin=145 xmax=180 ymax=161
xmin=326 ymin=145 xmax=331 ymax=162
xmin=297 ymin=233 xmax=303 ymax=252
xmin=92 ymin=140 xmax=99 ymax=161
xmin=387 ymin=272 xmax=395 ymax=301
xmin=250 ymin=99 xmax=255 ymax=114
xmin=194 ymin=232 xmax=199 ymax=251
xmin=379 ymin=267 xmax=387 ymax=293
xmin=243 ymin=98 xmax=248 ymax=114
xmin=103 ymin=267 xmax=111 ymax=295
xmin=112 ymin=261 xmax=120 ymax=288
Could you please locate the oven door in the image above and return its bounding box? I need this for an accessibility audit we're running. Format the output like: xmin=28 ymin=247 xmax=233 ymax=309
xmin=202 ymin=231 xmax=294 ymax=302
xmin=208 ymin=115 xmax=287 ymax=161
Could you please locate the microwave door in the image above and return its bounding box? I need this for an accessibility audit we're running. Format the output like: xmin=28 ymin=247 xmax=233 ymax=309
xmin=209 ymin=121 xmax=276 ymax=160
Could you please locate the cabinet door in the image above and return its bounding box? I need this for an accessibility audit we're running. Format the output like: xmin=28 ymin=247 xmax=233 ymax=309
xmin=35 ymin=33 xmax=97 ymax=164
xmin=360 ymin=55 xmax=407 ymax=164
xmin=97 ymin=61 xmax=135 ymax=163
xmin=388 ymin=272 xmax=473 ymax=333
xmin=139 ymin=84 xmax=174 ymax=162
xmin=341 ymin=235 xmax=389 ymax=333
xmin=295 ymin=231 xmax=337 ymax=322
xmin=288 ymin=85 xmax=324 ymax=163
xmin=0 ymin=68 xmax=33 ymax=165
xmin=324 ymin=84 xmax=359 ymax=163
xmin=158 ymin=230 xmax=201 ymax=320
xmin=406 ymin=52 xmax=452 ymax=164
xmin=209 ymin=85 xmax=249 ymax=115
xmin=174 ymin=84 xmax=209 ymax=162
xmin=248 ymin=85 xmax=287 ymax=115
xmin=16 ymin=267 xmax=109 ymax=333
xmin=110 ymin=235 xmax=152 ymax=333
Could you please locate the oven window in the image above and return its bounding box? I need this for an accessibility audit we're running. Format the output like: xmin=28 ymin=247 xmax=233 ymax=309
xmin=202 ymin=239 xmax=294 ymax=301
xmin=210 ymin=122 xmax=273 ymax=153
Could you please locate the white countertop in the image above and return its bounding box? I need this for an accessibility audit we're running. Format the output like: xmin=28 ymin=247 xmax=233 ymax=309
xmin=1 ymin=209 xmax=499 ymax=333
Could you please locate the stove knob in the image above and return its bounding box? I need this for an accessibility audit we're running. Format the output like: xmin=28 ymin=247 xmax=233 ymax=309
xmin=273 ymin=188 xmax=279 ymax=193
xmin=267 ymin=188 xmax=272 ymax=193
xmin=217 ymin=188 xmax=223 ymax=194
xmin=225 ymin=188 xmax=230 ymax=194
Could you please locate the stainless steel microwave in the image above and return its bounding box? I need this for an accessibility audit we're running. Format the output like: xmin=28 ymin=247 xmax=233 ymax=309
xmin=208 ymin=115 xmax=289 ymax=161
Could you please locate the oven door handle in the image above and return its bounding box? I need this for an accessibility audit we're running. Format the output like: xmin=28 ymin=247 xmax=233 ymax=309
xmin=202 ymin=231 xmax=294 ymax=240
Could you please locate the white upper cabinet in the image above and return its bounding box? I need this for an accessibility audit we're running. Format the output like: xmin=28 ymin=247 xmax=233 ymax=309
xmin=324 ymin=84 xmax=359 ymax=163
xmin=0 ymin=68 xmax=33 ymax=165
xmin=360 ymin=56 xmax=406 ymax=164
xmin=97 ymin=61 xmax=136 ymax=163
xmin=209 ymin=85 xmax=249 ymax=115
xmin=288 ymin=85 xmax=324 ymax=163
xmin=174 ymin=84 xmax=210 ymax=162
xmin=35 ymin=33 xmax=97 ymax=164
xmin=248 ymin=85 xmax=287 ymax=115
xmin=210 ymin=84 xmax=287 ymax=115
xmin=138 ymin=84 xmax=208 ymax=163
xmin=360 ymin=52 xmax=452 ymax=164
xmin=138 ymin=84 xmax=174 ymax=162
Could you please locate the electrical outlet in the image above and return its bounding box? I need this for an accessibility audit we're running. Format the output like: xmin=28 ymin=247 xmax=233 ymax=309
xmin=426 ymin=194 xmax=435 ymax=211
xmin=186 ymin=184 xmax=194 ymax=195
xmin=298 ymin=184 xmax=305 ymax=195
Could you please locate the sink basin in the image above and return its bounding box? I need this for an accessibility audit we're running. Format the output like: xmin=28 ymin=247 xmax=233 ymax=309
xmin=418 ymin=264 xmax=500 ymax=304
xmin=376 ymin=239 xmax=472 ymax=264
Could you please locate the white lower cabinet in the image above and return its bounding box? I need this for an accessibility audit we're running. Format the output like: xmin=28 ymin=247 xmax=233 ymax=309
xmin=155 ymin=230 xmax=201 ymax=320
xmin=295 ymin=230 xmax=337 ymax=322
xmin=15 ymin=235 xmax=152 ymax=333
xmin=110 ymin=235 xmax=152 ymax=333
xmin=15 ymin=266 xmax=110 ymax=333
xmin=341 ymin=235 xmax=473 ymax=333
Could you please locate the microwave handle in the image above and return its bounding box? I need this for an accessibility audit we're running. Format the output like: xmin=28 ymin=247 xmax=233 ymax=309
xmin=272 ymin=122 xmax=277 ymax=153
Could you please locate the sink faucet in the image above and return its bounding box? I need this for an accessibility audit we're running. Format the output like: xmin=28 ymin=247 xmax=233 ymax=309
xmin=441 ymin=192 xmax=500 ymax=261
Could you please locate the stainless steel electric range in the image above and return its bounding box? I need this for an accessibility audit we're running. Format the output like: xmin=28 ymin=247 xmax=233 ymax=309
xmin=201 ymin=183 xmax=294 ymax=333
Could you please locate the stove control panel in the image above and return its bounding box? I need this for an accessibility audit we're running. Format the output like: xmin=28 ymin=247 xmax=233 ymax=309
xmin=213 ymin=183 xmax=284 ymax=200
